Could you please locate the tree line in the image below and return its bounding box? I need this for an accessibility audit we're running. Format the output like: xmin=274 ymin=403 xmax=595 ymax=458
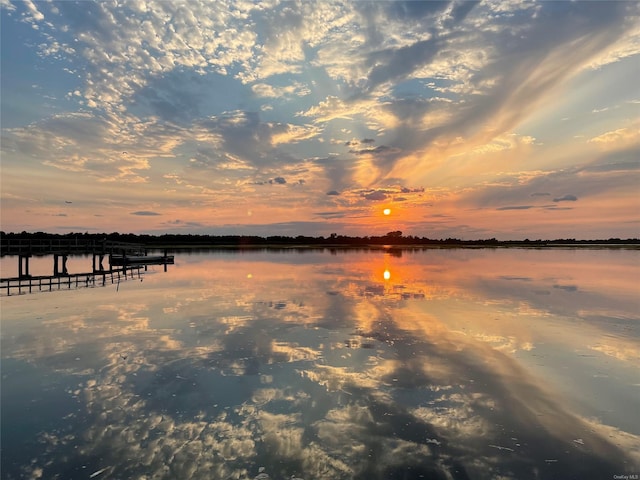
xmin=1 ymin=230 xmax=638 ymax=248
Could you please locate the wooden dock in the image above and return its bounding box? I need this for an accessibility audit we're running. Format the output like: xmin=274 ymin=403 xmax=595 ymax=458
xmin=1 ymin=238 xmax=173 ymax=296
xmin=1 ymin=266 xmax=144 ymax=296
xmin=110 ymin=254 xmax=174 ymax=266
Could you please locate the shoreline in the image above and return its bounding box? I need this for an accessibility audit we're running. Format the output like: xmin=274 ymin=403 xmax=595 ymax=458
xmin=139 ymin=242 xmax=640 ymax=251
xmin=2 ymin=232 xmax=639 ymax=257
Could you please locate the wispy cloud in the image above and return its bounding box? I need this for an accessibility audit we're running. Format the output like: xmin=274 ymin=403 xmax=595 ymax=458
xmin=131 ymin=211 xmax=161 ymax=216
xmin=553 ymin=195 xmax=578 ymax=203
xmin=497 ymin=206 xmax=535 ymax=211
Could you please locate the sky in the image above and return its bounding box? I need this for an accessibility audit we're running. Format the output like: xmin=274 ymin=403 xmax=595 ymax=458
xmin=1 ymin=0 xmax=639 ymax=240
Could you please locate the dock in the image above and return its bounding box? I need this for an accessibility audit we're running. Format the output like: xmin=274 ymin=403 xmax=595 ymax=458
xmin=1 ymin=238 xmax=173 ymax=296
xmin=110 ymin=254 xmax=174 ymax=266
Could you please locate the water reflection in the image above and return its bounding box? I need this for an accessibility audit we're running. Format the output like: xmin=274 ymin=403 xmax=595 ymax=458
xmin=1 ymin=248 xmax=639 ymax=479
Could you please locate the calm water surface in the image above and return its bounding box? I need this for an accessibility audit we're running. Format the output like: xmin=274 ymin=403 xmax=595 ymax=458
xmin=1 ymin=248 xmax=639 ymax=479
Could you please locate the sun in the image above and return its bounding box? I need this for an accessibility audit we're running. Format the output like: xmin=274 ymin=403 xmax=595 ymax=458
xmin=383 ymin=208 xmax=391 ymax=216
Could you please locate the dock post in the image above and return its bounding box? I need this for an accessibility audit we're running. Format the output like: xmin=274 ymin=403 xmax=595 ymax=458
xmin=18 ymin=254 xmax=31 ymax=278
xmin=92 ymin=253 xmax=105 ymax=272
xmin=53 ymin=254 xmax=68 ymax=276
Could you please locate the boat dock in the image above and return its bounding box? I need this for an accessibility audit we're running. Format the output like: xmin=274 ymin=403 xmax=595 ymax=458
xmin=1 ymin=238 xmax=173 ymax=296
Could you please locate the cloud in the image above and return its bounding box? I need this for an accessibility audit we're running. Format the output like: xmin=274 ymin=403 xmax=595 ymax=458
xmin=379 ymin=3 xmax=636 ymax=181
xmin=24 ymin=1 xmax=265 ymax=113
xmin=496 ymin=205 xmax=535 ymax=211
xmin=326 ymin=190 xmax=340 ymax=196
xmin=553 ymin=195 xmax=578 ymax=202
xmin=194 ymin=221 xmax=356 ymax=238
xmin=130 ymin=70 xmax=208 ymax=123
xmin=349 ymin=145 xmax=395 ymax=156
xmin=362 ymin=190 xmax=388 ymax=201
xmin=0 ymin=1 xmax=17 ymax=13
xmin=543 ymin=206 xmax=574 ymax=211
xmin=580 ymin=154 xmax=640 ymax=173
xmin=364 ymin=37 xmax=443 ymax=95
xmin=588 ymin=126 xmax=639 ymax=146
xmin=131 ymin=211 xmax=161 ymax=216
xmin=311 ymin=156 xmax=357 ymax=195
xmin=315 ymin=211 xmax=346 ymax=219
xmin=345 ymin=138 xmax=376 ymax=147
xmin=251 ymin=82 xmax=310 ymax=99
xmin=270 ymin=123 xmax=322 ymax=145
xmin=400 ymin=186 xmax=425 ymax=194
xmin=2 ymin=112 xmax=153 ymax=182
xmin=458 ymin=144 xmax=639 ymax=214
xmin=163 ymin=219 xmax=206 ymax=228
xmin=294 ymin=2 xmax=639 ymax=187
xmin=185 ymin=111 xmax=322 ymax=173
xmin=272 ymin=177 xmax=287 ymax=185
xmin=298 ymin=96 xmax=397 ymax=137
xmin=23 ymin=0 xmax=44 ymax=22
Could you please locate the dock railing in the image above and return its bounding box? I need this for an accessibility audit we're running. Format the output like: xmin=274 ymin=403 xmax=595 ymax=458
xmin=1 ymin=266 xmax=145 ymax=296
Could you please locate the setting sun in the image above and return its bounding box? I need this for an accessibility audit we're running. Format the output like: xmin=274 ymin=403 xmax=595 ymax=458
xmin=383 ymin=208 xmax=391 ymax=216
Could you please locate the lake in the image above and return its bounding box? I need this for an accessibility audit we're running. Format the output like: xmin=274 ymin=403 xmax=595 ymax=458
xmin=1 ymin=247 xmax=639 ymax=480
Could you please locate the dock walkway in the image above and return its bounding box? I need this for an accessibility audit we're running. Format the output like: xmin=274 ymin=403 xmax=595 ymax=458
xmin=1 ymin=239 xmax=172 ymax=295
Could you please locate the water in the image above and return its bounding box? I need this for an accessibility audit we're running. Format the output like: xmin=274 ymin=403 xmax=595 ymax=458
xmin=1 ymin=247 xmax=639 ymax=479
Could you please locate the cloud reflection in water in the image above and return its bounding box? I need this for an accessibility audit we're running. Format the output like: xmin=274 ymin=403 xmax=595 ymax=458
xmin=1 ymin=248 xmax=638 ymax=479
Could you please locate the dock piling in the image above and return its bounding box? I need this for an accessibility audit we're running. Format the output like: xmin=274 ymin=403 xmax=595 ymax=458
xmin=53 ymin=254 xmax=69 ymax=276
xmin=18 ymin=254 xmax=31 ymax=278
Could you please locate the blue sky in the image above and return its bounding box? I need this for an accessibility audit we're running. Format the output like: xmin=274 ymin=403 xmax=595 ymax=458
xmin=1 ymin=0 xmax=639 ymax=239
